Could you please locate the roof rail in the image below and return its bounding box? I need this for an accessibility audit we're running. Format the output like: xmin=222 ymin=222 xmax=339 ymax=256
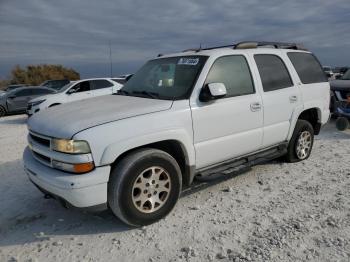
xmin=234 ymin=41 xmax=308 ymax=51
xmin=182 ymin=44 xmax=236 ymax=53
xmin=180 ymin=41 xmax=308 ymax=54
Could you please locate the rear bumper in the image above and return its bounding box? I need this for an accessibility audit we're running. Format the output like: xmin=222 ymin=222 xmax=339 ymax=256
xmin=23 ymin=147 xmax=110 ymax=208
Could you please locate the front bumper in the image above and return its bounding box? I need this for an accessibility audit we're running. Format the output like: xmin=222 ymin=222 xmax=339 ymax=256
xmin=23 ymin=147 xmax=110 ymax=208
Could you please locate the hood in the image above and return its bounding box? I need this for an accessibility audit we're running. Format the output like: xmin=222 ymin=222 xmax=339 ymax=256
xmin=28 ymin=95 xmax=173 ymax=138
xmin=330 ymin=80 xmax=350 ymax=91
xmin=30 ymin=94 xmax=54 ymax=103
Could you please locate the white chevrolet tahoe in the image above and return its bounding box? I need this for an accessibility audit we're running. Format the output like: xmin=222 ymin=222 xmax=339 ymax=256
xmin=23 ymin=41 xmax=330 ymax=226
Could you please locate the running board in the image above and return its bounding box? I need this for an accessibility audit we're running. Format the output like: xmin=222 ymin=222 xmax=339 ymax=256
xmin=196 ymin=143 xmax=288 ymax=179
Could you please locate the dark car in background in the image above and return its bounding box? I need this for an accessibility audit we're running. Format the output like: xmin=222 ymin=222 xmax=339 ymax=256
xmin=40 ymin=79 xmax=70 ymax=91
xmin=330 ymin=69 xmax=350 ymax=113
xmin=4 ymin=84 xmax=28 ymax=92
xmin=0 ymin=86 xmax=55 ymax=117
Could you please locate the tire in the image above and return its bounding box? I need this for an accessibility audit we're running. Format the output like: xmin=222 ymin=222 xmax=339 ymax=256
xmin=108 ymin=148 xmax=182 ymax=227
xmin=285 ymin=120 xmax=314 ymax=163
xmin=336 ymin=117 xmax=349 ymax=131
xmin=0 ymin=106 xmax=6 ymax=118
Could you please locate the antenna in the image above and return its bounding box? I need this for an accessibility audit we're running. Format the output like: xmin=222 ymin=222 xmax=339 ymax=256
xmin=108 ymin=40 xmax=113 ymax=77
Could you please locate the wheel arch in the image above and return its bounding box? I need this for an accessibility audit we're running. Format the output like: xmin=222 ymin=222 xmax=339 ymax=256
xmin=49 ymin=103 xmax=61 ymax=107
xmin=107 ymin=139 xmax=195 ymax=187
xmin=297 ymin=107 xmax=322 ymax=135
xmin=288 ymin=106 xmax=322 ymax=140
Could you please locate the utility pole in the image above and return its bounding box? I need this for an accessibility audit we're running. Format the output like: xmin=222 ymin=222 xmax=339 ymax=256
xmin=109 ymin=40 xmax=113 ymax=77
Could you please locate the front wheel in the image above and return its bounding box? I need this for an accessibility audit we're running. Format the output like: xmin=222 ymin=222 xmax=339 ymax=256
xmin=0 ymin=106 xmax=6 ymax=118
xmin=108 ymin=148 xmax=182 ymax=226
xmin=285 ymin=120 xmax=314 ymax=163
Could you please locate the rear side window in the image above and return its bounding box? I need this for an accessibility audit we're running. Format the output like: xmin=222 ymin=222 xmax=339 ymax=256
xmin=92 ymin=80 xmax=113 ymax=90
xmin=254 ymin=54 xmax=293 ymax=92
xmin=287 ymin=53 xmax=327 ymax=84
xmin=205 ymin=55 xmax=255 ymax=97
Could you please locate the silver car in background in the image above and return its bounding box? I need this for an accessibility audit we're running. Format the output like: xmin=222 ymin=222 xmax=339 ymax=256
xmin=0 ymin=87 xmax=55 ymax=117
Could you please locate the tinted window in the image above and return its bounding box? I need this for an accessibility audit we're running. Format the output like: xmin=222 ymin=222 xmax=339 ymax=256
xmin=287 ymin=53 xmax=327 ymax=84
xmin=92 ymin=80 xmax=113 ymax=90
xmin=255 ymin=55 xmax=293 ymax=92
xmin=70 ymin=81 xmax=91 ymax=93
xmin=15 ymin=89 xmax=32 ymax=96
xmin=205 ymin=55 xmax=254 ymax=97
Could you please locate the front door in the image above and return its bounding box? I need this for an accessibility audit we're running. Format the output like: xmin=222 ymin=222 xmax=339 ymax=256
xmin=7 ymin=88 xmax=33 ymax=112
xmin=190 ymin=55 xmax=264 ymax=169
xmin=66 ymin=81 xmax=93 ymax=103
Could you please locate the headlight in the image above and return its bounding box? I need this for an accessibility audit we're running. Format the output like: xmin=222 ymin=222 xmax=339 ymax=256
xmin=31 ymin=99 xmax=46 ymax=106
xmin=51 ymin=139 xmax=91 ymax=154
xmin=52 ymin=160 xmax=95 ymax=174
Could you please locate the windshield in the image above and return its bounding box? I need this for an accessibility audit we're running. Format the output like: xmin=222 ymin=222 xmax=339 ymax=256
xmin=40 ymin=80 xmax=69 ymax=90
xmin=58 ymin=82 xmax=76 ymax=92
xmin=342 ymin=69 xmax=350 ymax=80
xmin=119 ymin=56 xmax=208 ymax=100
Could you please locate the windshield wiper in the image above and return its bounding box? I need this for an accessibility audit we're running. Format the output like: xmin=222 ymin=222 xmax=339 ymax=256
xmin=132 ymin=90 xmax=160 ymax=99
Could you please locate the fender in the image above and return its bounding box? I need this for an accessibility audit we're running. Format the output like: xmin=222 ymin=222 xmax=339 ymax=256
xmin=100 ymin=129 xmax=195 ymax=167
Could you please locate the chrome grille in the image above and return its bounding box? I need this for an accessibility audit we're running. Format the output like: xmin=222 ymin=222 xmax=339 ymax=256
xmin=32 ymin=151 xmax=51 ymax=165
xmin=29 ymin=132 xmax=51 ymax=148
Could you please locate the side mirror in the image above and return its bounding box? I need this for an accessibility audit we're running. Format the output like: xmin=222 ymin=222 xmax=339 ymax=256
xmin=67 ymin=88 xmax=76 ymax=95
xmin=199 ymin=83 xmax=227 ymax=102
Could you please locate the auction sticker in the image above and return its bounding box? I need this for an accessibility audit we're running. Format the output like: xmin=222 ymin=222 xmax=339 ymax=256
xmin=178 ymin=58 xmax=199 ymax=66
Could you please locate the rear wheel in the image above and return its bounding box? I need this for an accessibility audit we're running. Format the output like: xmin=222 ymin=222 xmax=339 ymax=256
xmin=336 ymin=117 xmax=349 ymax=131
xmin=108 ymin=148 xmax=182 ymax=226
xmin=286 ymin=120 xmax=314 ymax=163
xmin=0 ymin=106 xmax=6 ymax=118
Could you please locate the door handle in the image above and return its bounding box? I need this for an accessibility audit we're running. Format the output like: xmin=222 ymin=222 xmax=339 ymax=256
xmin=289 ymin=95 xmax=298 ymax=103
xmin=250 ymin=102 xmax=262 ymax=112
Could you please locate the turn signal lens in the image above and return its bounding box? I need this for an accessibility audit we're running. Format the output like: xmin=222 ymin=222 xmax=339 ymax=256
xmin=52 ymin=160 xmax=95 ymax=174
xmin=73 ymin=162 xmax=95 ymax=173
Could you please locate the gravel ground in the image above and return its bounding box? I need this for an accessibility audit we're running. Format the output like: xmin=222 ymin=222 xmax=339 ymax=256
xmin=0 ymin=114 xmax=349 ymax=262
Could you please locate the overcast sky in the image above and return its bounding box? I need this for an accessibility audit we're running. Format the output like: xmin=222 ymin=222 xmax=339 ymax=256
xmin=0 ymin=0 xmax=349 ymax=79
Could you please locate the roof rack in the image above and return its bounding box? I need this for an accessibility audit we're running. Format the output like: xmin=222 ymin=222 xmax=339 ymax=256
xmin=180 ymin=41 xmax=308 ymax=53
xmin=234 ymin=41 xmax=308 ymax=51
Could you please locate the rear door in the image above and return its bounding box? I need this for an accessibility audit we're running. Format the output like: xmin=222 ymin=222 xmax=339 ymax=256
xmin=253 ymin=52 xmax=302 ymax=147
xmin=7 ymin=88 xmax=33 ymax=111
xmin=287 ymin=52 xmax=330 ymax=124
xmin=91 ymin=79 xmax=114 ymax=96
